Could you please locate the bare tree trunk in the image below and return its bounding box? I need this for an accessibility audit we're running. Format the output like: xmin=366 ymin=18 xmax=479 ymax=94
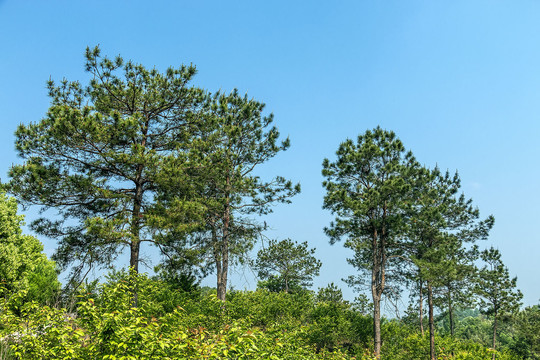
xmin=217 ymin=264 xmax=228 ymax=301
xmin=371 ymin=226 xmax=386 ymax=359
xmin=428 ymin=282 xmax=435 ymax=360
xmin=372 ymin=286 xmax=382 ymax=359
xmin=129 ymin=239 xmax=140 ymax=307
xmin=129 ymin=240 xmax=140 ymax=273
xmin=215 ymin=230 xmax=228 ymax=301
xmin=129 ymin=175 xmax=144 ymax=307
xmin=448 ymin=289 xmax=454 ymax=338
xmin=419 ymin=279 xmax=424 ymax=336
xmin=130 ymin=174 xmax=144 ymax=273
xmin=129 ymin=120 xmax=148 ymax=276
xmin=492 ymin=314 xmax=498 ymax=360
xmin=217 ymin=185 xmax=231 ymax=301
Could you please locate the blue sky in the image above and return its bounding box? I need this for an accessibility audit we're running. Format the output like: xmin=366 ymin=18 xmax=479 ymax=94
xmin=1 ymin=1 xmax=539 ymax=309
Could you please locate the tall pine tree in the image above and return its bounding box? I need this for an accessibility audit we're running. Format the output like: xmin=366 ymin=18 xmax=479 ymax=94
xmin=7 ymin=47 xmax=207 ymax=286
xmin=322 ymin=127 xmax=415 ymax=358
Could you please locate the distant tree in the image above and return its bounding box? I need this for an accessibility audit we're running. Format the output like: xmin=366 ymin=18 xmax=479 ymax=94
xmin=0 ymin=192 xmax=60 ymax=304
xmin=153 ymin=259 xmax=201 ymax=294
xmin=510 ymin=303 xmax=540 ymax=359
xmin=476 ymin=247 xmax=522 ymax=360
xmin=433 ymin=244 xmax=478 ymax=338
xmin=317 ymin=282 xmax=345 ymax=303
xmin=6 ymin=47 xmax=207 ymax=289
xmin=184 ymin=90 xmax=300 ymax=300
xmin=322 ymin=127 xmax=415 ymax=358
xmin=254 ymin=238 xmax=321 ymax=293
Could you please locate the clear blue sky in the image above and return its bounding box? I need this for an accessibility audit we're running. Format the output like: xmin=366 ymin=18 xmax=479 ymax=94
xmin=1 ymin=1 xmax=539 ymax=309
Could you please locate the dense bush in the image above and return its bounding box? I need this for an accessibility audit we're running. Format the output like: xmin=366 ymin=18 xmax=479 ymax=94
xmin=0 ymin=192 xmax=60 ymax=306
xmin=0 ymin=271 xmax=528 ymax=359
xmin=0 ymin=273 xmax=354 ymax=359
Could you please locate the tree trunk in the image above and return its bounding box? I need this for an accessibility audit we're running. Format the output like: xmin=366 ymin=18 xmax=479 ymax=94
xmin=217 ymin=263 xmax=228 ymax=301
xmin=492 ymin=314 xmax=498 ymax=360
xmin=217 ymin=186 xmax=231 ymax=301
xmin=428 ymin=282 xmax=436 ymax=360
xmin=129 ymin=240 xmax=140 ymax=307
xmin=419 ymin=280 xmax=424 ymax=336
xmin=371 ymin=227 xmax=384 ymax=359
xmin=130 ymin=178 xmax=144 ymax=273
xmin=213 ymin=225 xmax=229 ymax=301
xmin=129 ymin=176 xmax=144 ymax=307
xmin=372 ymin=289 xmax=382 ymax=359
xmin=129 ymin=240 xmax=140 ymax=273
xmin=448 ymin=289 xmax=454 ymax=338
xmin=129 ymin=120 xmax=148 ymax=275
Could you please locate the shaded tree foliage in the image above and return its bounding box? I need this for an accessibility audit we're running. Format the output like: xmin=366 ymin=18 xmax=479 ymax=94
xmin=403 ymin=166 xmax=493 ymax=360
xmin=476 ymin=247 xmax=523 ymax=359
xmin=0 ymin=192 xmax=60 ymax=304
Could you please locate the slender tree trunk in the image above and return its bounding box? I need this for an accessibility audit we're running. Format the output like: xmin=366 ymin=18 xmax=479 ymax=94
xmin=372 ymin=288 xmax=382 ymax=359
xmin=492 ymin=314 xmax=498 ymax=360
xmin=419 ymin=279 xmax=424 ymax=336
xmin=448 ymin=289 xmax=454 ymax=338
xmin=371 ymin=226 xmax=385 ymax=359
xmin=217 ymin=184 xmax=231 ymax=301
xmin=216 ymin=246 xmax=229 ymax=301
xmin=130 ymin=176 xmax=144 ymax=273
xmin=130 ymin=173 xmax=144 ymax=307
xmin=129 ymin=120 xmax=148 ymax=276
xmin=129 ymin=239 xmax=140 ymax=273
xmin=212 ymin=226 xmax=224 ymax=298
xmin=215 ymin=234 xmax=227 ymax=301
xmin=428 ymin=282 xmax=436 ymax=360
xmin=129 ymin=239 xmax=140 ymax=307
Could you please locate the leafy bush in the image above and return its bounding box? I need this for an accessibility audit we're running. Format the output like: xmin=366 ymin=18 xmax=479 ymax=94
xmin=0 ymin=272 xmax=357 ymax=359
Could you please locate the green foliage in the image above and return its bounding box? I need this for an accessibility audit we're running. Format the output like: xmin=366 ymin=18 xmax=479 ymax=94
xmin=255 ymin=238 xmax=321 ymax=293
xmin=0 ymin=270 xmax=527 ymax=360
xmin=308 ymin=289 xmax=356 ymax=352
xmin=0 ymin=192 xmax=60 ymax=305
xmin=225 ymin=288 xmax=314 ymax=329
xmin=509 ymin=304 xmax=540 ymax=359
xmin=0 ymin=273 xmax=358 ymax=359
xmin=380 ymin=324 xmax=518 ymax=360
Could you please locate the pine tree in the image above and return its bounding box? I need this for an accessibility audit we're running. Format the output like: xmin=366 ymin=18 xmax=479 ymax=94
xmin=175 ymin=90 xmax=300 ymax=300
xmin=6 ymin=46 xmax=207 ymax=287
xmin=322 ymin=127 xmax=415 ymax=358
